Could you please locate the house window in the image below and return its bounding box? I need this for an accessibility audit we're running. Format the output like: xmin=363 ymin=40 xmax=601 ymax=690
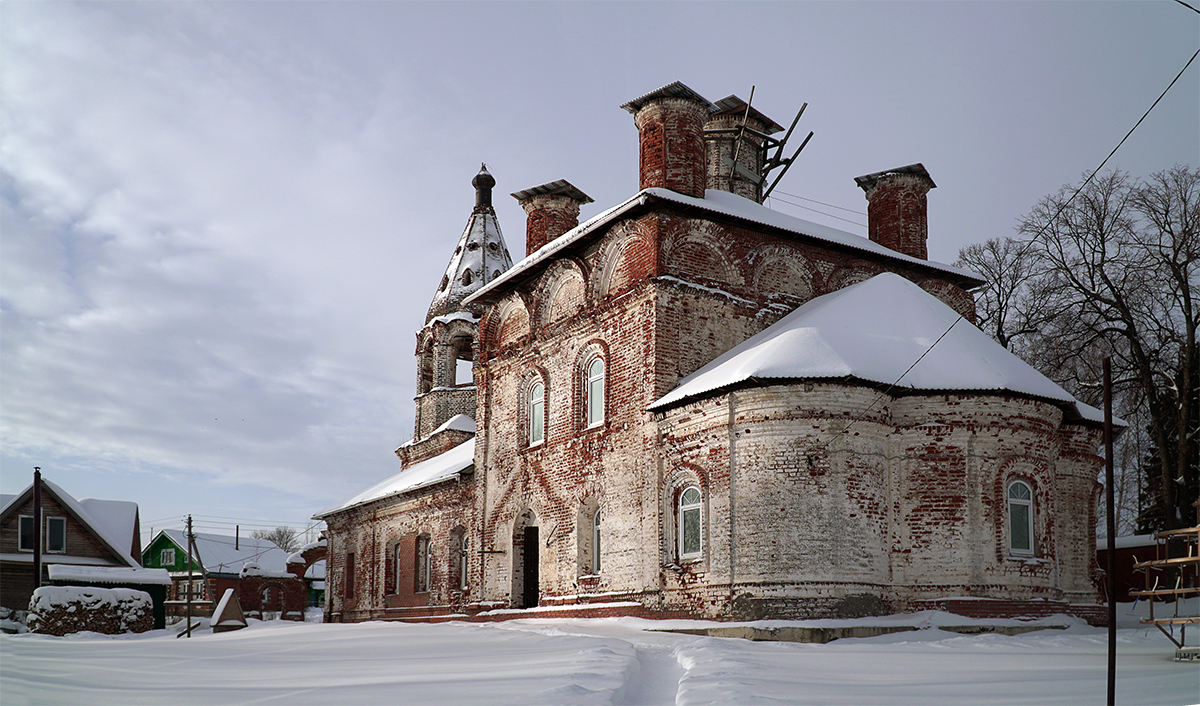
xmin=46 ymin=517 xmax=66 ymax=553
xmin=18 ymin=515 xmax=34 ymax=552
xmin=678 ymin=486 xmax=703 ymax=562
xmin=417 ymin=535 xmax=432 ymax=590
xmin=593 ymin=508 xmax=602 ymax=573
xmin=586 ymin=357 xmax=605 ymax=428
xmin=1008 ymin=480 xmax=1034 ymax=556
xmin=160 ymin=548 xmax=176 ymax=566
xmin=345 ymin=552 xmax=356 ymax=601
xmin=529 ymin=381 xmax=545 ymax=446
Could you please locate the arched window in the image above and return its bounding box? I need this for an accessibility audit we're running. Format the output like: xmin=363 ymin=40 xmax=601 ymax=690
xmin=1008 ymin=480 xmax=1034 ymax=555
xmin=678 ymin=486 xmax=703 ymax=561
xmin=586 ymin=357 xmax=605 ymax=428
xmin=529 ymin=381 xmax=545 ymax=445
xmin=593 ymin=508 xmax=602 ymax=573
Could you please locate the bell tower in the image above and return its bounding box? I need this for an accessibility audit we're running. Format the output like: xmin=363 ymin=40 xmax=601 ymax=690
xmin=398 ymin=165 xmax=513 ymax=467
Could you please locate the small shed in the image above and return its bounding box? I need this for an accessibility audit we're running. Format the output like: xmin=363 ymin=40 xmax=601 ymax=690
xmin=1096 ymin=534 xmax=1158 ymax=602
xmin=47 ymin=565 xmax=172 ymax=629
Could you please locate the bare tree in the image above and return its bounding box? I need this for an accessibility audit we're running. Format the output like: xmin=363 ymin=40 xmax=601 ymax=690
xmin=252 ymin=526 xmax=301 ymax=553
xmin=959 ymin=167 xmax=1198 ymax=533
xmin=955 ymin=237 xmax=1048 ymax=355
xmin=1017 ymin=167 xmax=1199 ymax=531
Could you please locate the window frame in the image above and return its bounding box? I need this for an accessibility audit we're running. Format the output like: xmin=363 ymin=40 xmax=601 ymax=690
xmin=345 ymin=552 xmax=356 ymax=601
xmin=678 ymin=486 xmax=703 ymax=562
xmin=18 ymin=515 xmax=34 ymax=552
xmin=415 ymin=535 xmax=431 ymax=593
xmin=160 ymin=547 xmax=176 ymax=566
xmin=45 ymin=516 xmax=66 ymax=553
xmin=1007 ymin=479 xmax=1035 ymax=556
xmin=528 ymin=380 xmax=546 ymax=446
xmin=585 ymin=356 xmax=605 ymax=428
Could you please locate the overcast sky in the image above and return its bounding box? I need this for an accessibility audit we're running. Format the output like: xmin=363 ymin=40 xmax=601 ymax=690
xmin=2 ymin=1 xmax=1195 ymax=541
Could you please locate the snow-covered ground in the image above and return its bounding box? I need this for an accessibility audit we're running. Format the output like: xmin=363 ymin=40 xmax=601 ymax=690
xmin=1 ymin=604 xmax=1195 ymax=705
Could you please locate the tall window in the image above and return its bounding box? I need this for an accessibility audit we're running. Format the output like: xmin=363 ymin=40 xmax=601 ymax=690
xmin=1008 ymin=480 xmax=1034 ymax=555
xmin=345 ymin=552 xmax=356 ymax=601
xmin=586 ymin=357 xmax=605 ymax=428
xmin=529 ymin=381 xmax=545 ymax=445
xmin=18 ymin=516 xmax=34 ymax=551
xmin=46 ymin=517 xmax=66 ymax=553
xmin=593 ymin=508 xmax=602 ymax=573
xmin=416 ymin=535 xmax=431 ymax=593
xmin=679 ymin=486 xmax=703 ymax=561
xmin=459 ymin=534 xmax=469 ymax=590
xmin=160 ymin=548 xmax=176 ymax=566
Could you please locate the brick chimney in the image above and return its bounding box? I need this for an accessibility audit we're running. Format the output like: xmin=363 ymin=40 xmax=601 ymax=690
xmin=512 ymin=180 xmax=593 ymax=256
xmin=854 ymin=164 xmax=936 ymax=260
xmin=621 ymin=82 xmax=714 ymax=198
xmin=704 ymin=95 xmax=783 ymax=203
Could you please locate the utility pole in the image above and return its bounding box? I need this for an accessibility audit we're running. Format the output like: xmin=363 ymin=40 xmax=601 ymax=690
xmin=32 ymin=467 xmax=42 ymax=590
xmin=186 ymin=515 xmax=195 ymax=638
xmin=1104 ymin=358 xmax=1116 ymax=706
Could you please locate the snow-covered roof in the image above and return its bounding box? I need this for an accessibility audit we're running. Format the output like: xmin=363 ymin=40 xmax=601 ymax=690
xmin=315 ymin=438 xmax=475 ymax=518
xmin=650 ymin=273 xmax=1105 ymax=425
xmin=425 ymin=165 xmax=514 ymax=323
xmin=47 ymin=565 xmax=172 ymax=585
xmin=1096 ymin=534 xmax=1159 ymax=551
xmin=396 ymin=414 xmax=475 ymax=450
xmin=160 ymin=529 xmax=290 ymax=576
xmin=466 ymin=188 xmax=979 ymax=306
xmin=1 ymin=478 xmax=139 ymax=567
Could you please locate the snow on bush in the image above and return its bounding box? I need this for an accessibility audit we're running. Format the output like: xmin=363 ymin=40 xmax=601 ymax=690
xmin=27 ymin=585 xmax=153 ymax=636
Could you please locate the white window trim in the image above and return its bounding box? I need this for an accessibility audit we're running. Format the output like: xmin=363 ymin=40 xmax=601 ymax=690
xmin=161 ymin=547 xmax=176 ymax=566
xmin=528 ymin=381 xmax=545 ymax=446
xmin=585 ymin=357 xmax=605 ymax=429
xmin=678 ymin=486 xmax=703 ymax=562
xmin=1007 ymin=480 xmax=1035 ymax=556
xmin=45 ymin=516 xmax=67 ymax=553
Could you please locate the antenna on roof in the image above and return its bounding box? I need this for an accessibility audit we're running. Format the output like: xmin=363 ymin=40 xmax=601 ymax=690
xmin=761 ymin=102 xmax=813 ymax=200
xmin=713 ymin=86 xmax=814 ymax=201
xmin=726 ymin=85 xmax=756 ymax=193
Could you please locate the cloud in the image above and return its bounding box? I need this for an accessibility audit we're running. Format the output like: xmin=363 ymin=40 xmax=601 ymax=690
xmin=1 ymin=3 xmax=420 ymax=507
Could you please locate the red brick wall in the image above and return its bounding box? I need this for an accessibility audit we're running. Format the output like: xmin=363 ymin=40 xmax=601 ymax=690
xmin=520 ymin=193 xmax=582 ymax=256
xmin=633 ymin=98 xmax=708 ymax=197
xmin=864 ymin=172 xmax=932 ymax=260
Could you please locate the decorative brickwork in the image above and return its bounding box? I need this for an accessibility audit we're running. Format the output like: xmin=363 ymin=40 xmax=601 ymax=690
xmin=320 ymin=81 xmax=1103 ymax=626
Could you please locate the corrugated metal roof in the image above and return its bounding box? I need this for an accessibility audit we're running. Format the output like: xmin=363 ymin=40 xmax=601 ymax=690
xmin=511 ymin=179 xmax=593 ymax=204
xmin=620 ymin=81 xmax=716 ymax=114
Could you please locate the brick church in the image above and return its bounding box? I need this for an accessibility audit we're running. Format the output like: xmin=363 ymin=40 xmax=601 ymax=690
xmin=315 ymin=82 xmax=1106 ymax=623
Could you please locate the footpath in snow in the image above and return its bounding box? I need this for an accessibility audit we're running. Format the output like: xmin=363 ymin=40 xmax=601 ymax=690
xmin=1 ymin=605 xmax=1196 ymax=705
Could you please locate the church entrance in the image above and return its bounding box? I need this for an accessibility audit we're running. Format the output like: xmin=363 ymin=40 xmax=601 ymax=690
xmin=512 ymin=510 xmax=539 ymax=608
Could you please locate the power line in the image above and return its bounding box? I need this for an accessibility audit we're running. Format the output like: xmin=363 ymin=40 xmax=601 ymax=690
xmin=1172 ymin=0 xmax=1199 ymax=15
xmin=1022 ymin=46 xmax=1199 ymax=247
xmin=770 ymin=189 xmax=866 ymax=216
xmin=768 ymin=194 xmax=868 ymax=228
